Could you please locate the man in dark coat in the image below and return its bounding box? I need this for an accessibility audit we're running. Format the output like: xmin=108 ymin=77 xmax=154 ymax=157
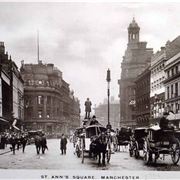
xmin=9 ymin=134 xmax=17 ymax=155
xmin=41 ymin=134 xmax=48 ymax=154
xmin=160 ymin=112 xmax=169 ymax=129
xmin=90 ymin=115 xmax=99 ymax=125
xmin=60 ymin=134 xmax=67 ymax=155
xmin=20 ymin=134 xmax=28 ymax=153
xmin=159 ymin=111 xmax=179 ymax=147
xmin=85 ymin=98 xmax=92 ymax=119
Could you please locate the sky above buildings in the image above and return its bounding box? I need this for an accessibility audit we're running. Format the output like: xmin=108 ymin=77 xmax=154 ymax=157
xmin=0 ymin=2 xmax=180 ymax=114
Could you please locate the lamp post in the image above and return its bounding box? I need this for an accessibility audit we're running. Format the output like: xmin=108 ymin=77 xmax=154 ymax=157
xmin=106 ymin=69 xmax=111 ymax=129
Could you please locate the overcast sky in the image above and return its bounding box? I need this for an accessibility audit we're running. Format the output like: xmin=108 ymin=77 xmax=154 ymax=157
xmin=1 ymin=2 xmax=180 ymax=114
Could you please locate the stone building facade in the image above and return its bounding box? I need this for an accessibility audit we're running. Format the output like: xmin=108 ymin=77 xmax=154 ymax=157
xmin=150 ymin=36 xmax=180 ymax=124
xmin=20 ymin=62 xmax=80 ymax=135
xmin=135 ymin=67 xmax=151 ymax=127
xmin=118 ymin=18 xmax=153 ymax=128
xmin=0 ymin=42 xmax=24 ymax=132
xmin=164 ymin=51 xmax=180 ymax=128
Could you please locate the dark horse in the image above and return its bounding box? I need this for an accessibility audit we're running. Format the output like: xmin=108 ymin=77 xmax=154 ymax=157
xmin=35 ymin=135 xmax=48 ymax=154
xmin=90 ymin=133 xmax=109 ymax=166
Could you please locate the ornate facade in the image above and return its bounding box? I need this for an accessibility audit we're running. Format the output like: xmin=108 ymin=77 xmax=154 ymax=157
xmin=150 ymin=36 xmax=180 ymax=124
xmin=118 ymin=18 xmax=153 ymax=128
xmin=20 ymin=62 xmax=80 ymax=135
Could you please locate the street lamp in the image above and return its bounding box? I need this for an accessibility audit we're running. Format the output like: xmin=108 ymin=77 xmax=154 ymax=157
xmin=106 ymin=69 xmax=111 ymax=129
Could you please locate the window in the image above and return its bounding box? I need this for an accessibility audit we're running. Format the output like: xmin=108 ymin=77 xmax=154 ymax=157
xmin=38 ymin=110 xmax=42 ymax=118
xmin=176 ymin=66 xmax=178 ymax=74
xmin=167 ymin=86 xmax=170 ymax=99
xmin=171 ymin=68 xmax=174 ymax=76
xmin=38 ymin=80 xmax=43 ymax=85
xmin=171 ymin=84 xmax=174 ymax=97
xmin=175 ymin=83 xmax=178 ymax=97
xmin=176 ymin=103 xmax=179 ymax=113
xmin=47 ymin=96 xmax=51 ymax=104
xmin=37 ymin=96 xmax=43 ymax=105
xmin=47 ymin=111 xmax=50 ymax=118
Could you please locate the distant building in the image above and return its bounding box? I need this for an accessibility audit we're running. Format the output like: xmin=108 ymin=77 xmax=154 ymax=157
xmin=0 ymin=42 xmax=24 ymax=132
xmin=118 ymin=18 xmax=153 ymax=128
xmin=94 ymin=97 xmax=120 ymax=129
xmin=164 ymin=51 xmax=180 ymax=128
xmin=135 ymin=67 xmax=150 ymax=127
xmin=20 ymin=62 xmax=80 ymax=135
xmin=150 ymin=36 xmax=180 ymax=124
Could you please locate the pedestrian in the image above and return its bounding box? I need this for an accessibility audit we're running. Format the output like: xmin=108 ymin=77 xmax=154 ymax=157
xmin=60 ymin=134 xmax=67 ymax=155
xmin=9 ymin=134 xmax=17 ymax=155
xmin=84 ymin=98 xmax=92 ymax=119
xmin=41 ymin=133 xmax=48 ymax=154
xmin=16 ymin=133 xmax=21 ymax=150
xmin=1 ymin=133 xmax=6 ymax=149
xmin=90 ymin=115 xmax=99 ymax=125
xmin=20 ymin=134 xmax=28 ymax=153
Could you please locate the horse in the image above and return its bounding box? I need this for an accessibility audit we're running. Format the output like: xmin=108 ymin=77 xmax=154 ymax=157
xmin=90 ymin=133 xmax=109 ymax=166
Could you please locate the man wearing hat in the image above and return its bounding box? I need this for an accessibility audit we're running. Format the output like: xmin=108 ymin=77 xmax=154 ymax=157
xmin=90 ymin=115 xmax=99 ymax=125
xmin=160 ymin=111 xmax=169 ymax=129
xmin=160 ymin=111 xmax=179 ymax=148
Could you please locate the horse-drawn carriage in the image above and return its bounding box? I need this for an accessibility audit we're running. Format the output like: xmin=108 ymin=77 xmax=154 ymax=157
xmin=116 ymin=127 xmax=132 ymax=151
xmin=129 ymin=125 xmax=180 ymax=165
xmin=74 ymin=124 xmax=112 ymax=165
xmin=129 ymin=127 xmax=148 ymax=158
xmin=143 ymin=125 xmax=180 ymax=165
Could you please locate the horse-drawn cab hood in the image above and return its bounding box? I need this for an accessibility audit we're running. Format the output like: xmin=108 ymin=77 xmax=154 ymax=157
xmin=86 ymin=125 xmax=106 ymax=138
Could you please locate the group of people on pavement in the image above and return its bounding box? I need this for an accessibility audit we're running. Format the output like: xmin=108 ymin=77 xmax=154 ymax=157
xmin=0 ymin=131 xmax=28 ymax=154
xmin=0 ymin=131 xmax=69 ymax=156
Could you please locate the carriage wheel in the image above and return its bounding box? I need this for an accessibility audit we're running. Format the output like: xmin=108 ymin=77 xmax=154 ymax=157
xmin=81 ymin=138 xmax=85 ymax=164
xmin=134 ymin=142 xmax=139 ymax=159
xmin=171 ymin=139 xmax=180 ymax=165
xmin=107 ymin=144 xmax=111 ymax=163
xmin=129 ymin=141 xmax=134 ymax=157
xmin=81 ymin=149 xmax=84 ymax=163
xmin=76 ymin=146 xmax=81 ymax=158
xmin=143 ymin=139 xmax=151 ymax=164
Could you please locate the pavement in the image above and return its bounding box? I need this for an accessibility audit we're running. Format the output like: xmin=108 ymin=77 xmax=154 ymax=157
xmin=0 ymin=139 xmax=180 ymax=171
xmin=0 ymin=144 xmax=13 ymax=155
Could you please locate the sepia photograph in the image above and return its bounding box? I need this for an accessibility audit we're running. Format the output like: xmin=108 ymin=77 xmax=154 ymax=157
xmin=0 ymin=0 xmax=180 ymax=179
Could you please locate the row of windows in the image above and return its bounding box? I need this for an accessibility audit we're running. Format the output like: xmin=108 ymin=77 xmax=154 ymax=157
xmin=151 ymin=76 xmax=165 ymax=85
xmin=151 ymin=63 xmax=165 ymax=75
xmin=166 ymin=82 xmax=179 ymax=99
xmin=167 ymin=64 xmax=180 ymax=78
xmin=151 ymin=83 xmax=163 ymax=91
xmin=166 ymin=102 xmax=180 ymax=113
xmin=26 ymin=96 xmax=63 ymax=106
xmin=26 ymin=79 xmax=61 ymax=88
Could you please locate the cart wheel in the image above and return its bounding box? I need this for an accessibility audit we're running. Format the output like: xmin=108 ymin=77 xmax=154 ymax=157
xmin=81 ymin=149 xmax=84 ymax=163
xmin=143 ymin=139 xmax=151 ymax=164
xmin=81 ymin=138 xmax=85 ymax=164
xmin=107 ymin=144 xmax=111 ymax=163
xmin=134 ymin=142 xmax=139 ymax=159
xmin=171 ymin=139 xmax=180 ymax=165
xmin=76 ymin=146 xmax=81 ymax=158
xmin=129 ymin=142 xmax=133 ymax=157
